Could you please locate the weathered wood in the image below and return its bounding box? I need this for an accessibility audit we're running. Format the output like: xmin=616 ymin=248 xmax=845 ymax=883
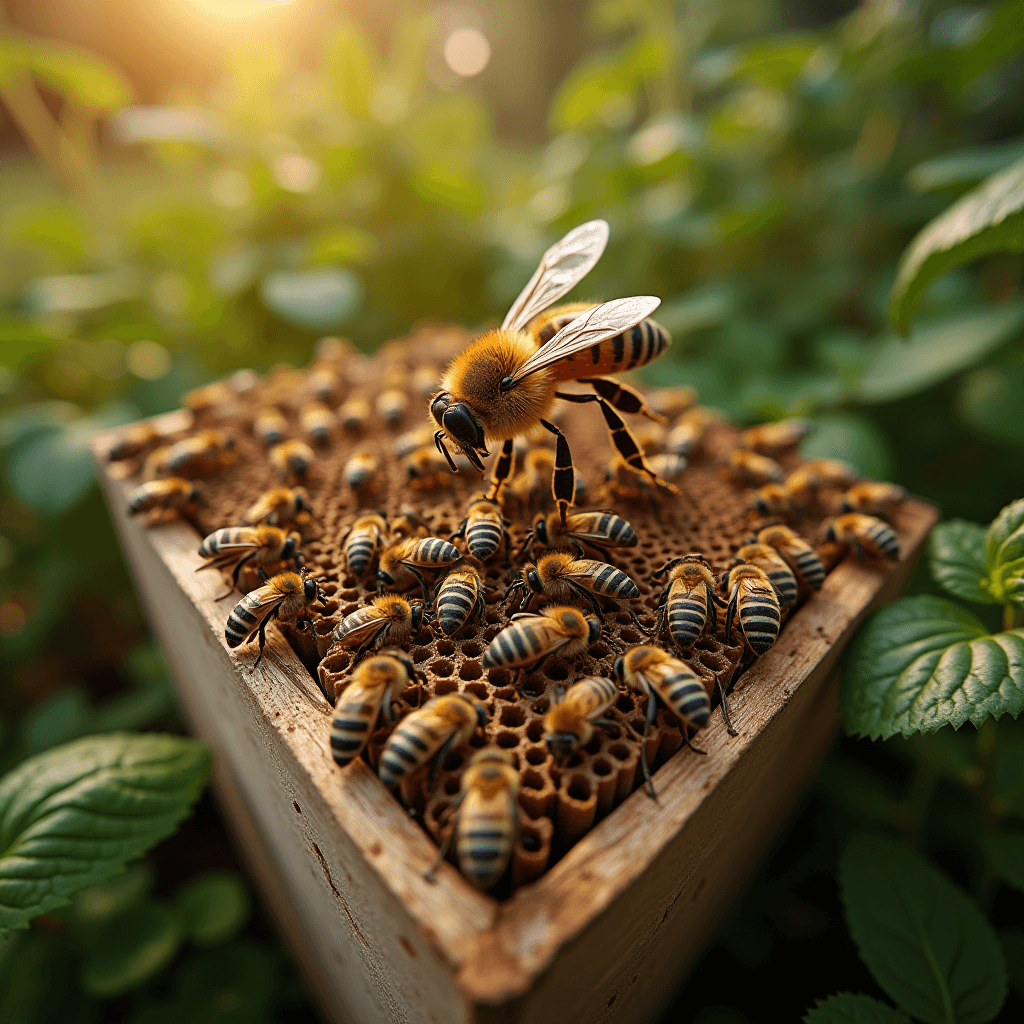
xmin=95 ymin=420 xmax=937 ymax=1024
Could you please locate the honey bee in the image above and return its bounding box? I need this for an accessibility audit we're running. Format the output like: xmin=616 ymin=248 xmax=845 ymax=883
xmin=482 ymin=605 xmax=601 ymax=683
xmin=184 ymin=381 xmax=235 ymax=419
xmin=270 ymin=440 xmax=315 ymax=483
xmin=394 ymin=425 xmax=436 ymax=459
xmin=429 ymin=220 xmax=674 ymax=524
xmin=822 ymin=513 xmax=899 ymax=561
xmin=521 ymin=509 xmax=638 ymax=560
xmin=343 ymin=448 xmax=383 ymax=504
xmin=108 ymin=422 xmax=159 ymax=462
xmin=341 ymin=511 xmax=388 ymax=578
xmin=748 ymin=482 xmax=802 ymax=522
xmin=651 ymin=554 xmax=720 ymax=651
xmin=450 ymin=496 xmax=510 ymax=562
xmin=378 ymin=692 xmax=488 ymax=790
xmin=389 ymin=507 xmax=431 ymax=540
xmin=721 ymin=450 xmax=785 ymax=488
xmin=253 ymin=406 xmax=288 ymax=446
xmin=161 ymin=430 xmax=236 ymax=477
xmin=756 ymin=524 xmax=826 ymax=592
xmin=664 ymin=407 xmax=720 ymax=457
xmin=243 ymin=486 xmax=312 ymax=526
xmin=376 ymin=389 xmax=409 ymax=426
xmin=612 ymin=645 xmax=710 ymax=797
xmin=404 ymin=446 xmax=455 ymax=491
xmin=740 ymin=418 xmax=813 ymax=455
xmin=331 ymin=594 xmax=424 ymax=659
xmin=432 ymin=558 xmax=488 ymax=636
xmin=377 ymin=537 xmax=462 ymax=601
xmin=543 ymin=675 xmax=621 ymax=758
xmin=732 ymin=543 xmax=799 ymax=610
xmin=424 ymin=748 xmax=519 ymax=891
xmin=309 ymin=364 xmax=342 ymax=402
xmin=648 ymin=386 xmax=698 ymax=421
xmin=300 ymin=402 xmax=336 ymax=445
xmin=225 ymin=568 xmax=326 ymax=672
xmin=838 ymin=482 xmax=907 ymax=519
xmin=197 ymin=525 xmax=302 ymax=598
xmin=721 ymin=563 xmax=782 ymax=661
xmin=339 ymin=394 xmax=370 ymax=432
xmin=127 ymin=478 xmax=204 ymax=519
xmin=783 ymin=459 xmax=858 ymax=510
xmin=330 ymin=649 xmax=419 ymax=769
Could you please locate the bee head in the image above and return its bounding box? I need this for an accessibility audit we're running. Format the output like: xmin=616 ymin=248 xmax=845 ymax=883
xmin=294 ymin=488 xmax=311 ymax=512
xmin=546 ymin=731 xmax=578 ymax=759
xmin=838 ymin=498 xmax=853 ymax=513
xmin=283 ymin=534 xmax=300 ymax=562
xmin=586 ymin=616 xmax=601 ymax=647
xmin=188 ymin=485 xmax=207 ymax=506
xmin=430 ymin=392 xmax=486 ymax=453
xmin=611 ymin=655 xmax=624 ymax=682
xmin=533 ymin=515 xmax=549 ymax=546
xmin=525 ymin=566 xmax=544 ymax=595
xmin=823 ymin=521 xmax=838 ymax=542
xmin=410 ymin=601 xmax=424 ymax=631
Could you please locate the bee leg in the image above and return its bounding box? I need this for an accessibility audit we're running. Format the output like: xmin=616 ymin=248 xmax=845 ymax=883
xmin=539 ymin=418 xmax=575 ymax=527
xmin=428 ymin=734 xmax=459 ymax=793
xmin=717 ymin=677 xmax=739 ymax=738
xmin=248 ymin=614 xmax=274 ymax=675
xmin=502 ymin=528 xmax=514 ymax=570
xmin=653 ymin=586 xmax=669 ymax=640
xmin=450 ymin=518 xmax=467 ymax=543
xmin=706 ymin=589 xmax=719 ymax=636
xmin=682 ymin=728 xmax=708 ymax=756
xmin=639 ymin=693 xmax=658 ymax=801
xmin=723 ymin=585 xmax=739 ymax=646
xmin=577 ymin=376 xmax=666 ymax=424
xmin=424 ymin=794 xmax=465 ymax=882
xmin=434 ymin=431 xmax=460 ymax=473
xmin=568 ymin=580 xmax=605 ymax=619
xmin=652 ymin=557 xmax=683 ymax=580
xmin=594 ymin=717 xmax=621 ymax=740
xmin=852 ymin=538 xmax=865 ymax=563
xmin=627 ymin=607 xmax=654 ymax=636
xmin=405 ymin=564 xmax=431 ymax=604
xmin=486 ymin=440 xmax=516 ymax=502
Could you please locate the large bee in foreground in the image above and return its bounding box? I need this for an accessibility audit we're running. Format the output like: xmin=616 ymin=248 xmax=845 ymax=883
xmin=429 ymin=220 xmax=675 ymax=524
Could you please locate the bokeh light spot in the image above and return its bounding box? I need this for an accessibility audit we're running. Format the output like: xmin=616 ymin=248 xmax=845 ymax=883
xmin=127 ymin=340 xmax=172 ymax=381
xmin=272 ymin=153 xmax=321 ymax=193
xmin=444 ymin=28 xmax=491 ymax=78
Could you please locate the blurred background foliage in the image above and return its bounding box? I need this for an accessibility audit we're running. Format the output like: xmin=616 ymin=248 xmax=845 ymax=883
xmin=1 ymin=0 xmax=1023 ymax=1021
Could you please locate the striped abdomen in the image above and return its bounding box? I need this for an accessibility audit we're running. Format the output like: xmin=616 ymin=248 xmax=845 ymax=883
xmin=379 ymin=715 xmax=447 ymax=787
xmin=565 ymin=674 xmax=619 ymax=719
xmin=466 ymin=519 xmax=502 ymax=560
xmin=483 ymin=620 xmax=555 ymax=668
xmin=436 ymin=574 xmax=483 ymax=636
xmin=579 ymin=561 xmax=639 ymax=599
xmin=788 ymin=545 xmax=826 ymax=591
xmin=411 ymin=537 xmax=461 ymax=566
xmin=330 ymin=688 xmax=382 ymax=768
xmin=457 ymin=795 xmax=516 ymax=890
xmin=571 ymin=512 xmax=637 ymax=548
xmin=738 ymin=583 xmax=781 ymax=655
xmin=553 ymin=317 xmax=671 ymax=380
xmin=346 ymin=531 xmax=379 ymax=577
xmin=862 ymin=518 xmax=899 ymax=558
xmin=757 ymin=560 xmax=798 ymax=609
xmin=225 ymin=588 xmax=275 ymax=648
xmin=652 ymin=663 xmax=710 ymax=729
xmin=199 ymin=527 xmax=254 ymax=558
xmin=667 ymin=582 xmax=710 ymax=648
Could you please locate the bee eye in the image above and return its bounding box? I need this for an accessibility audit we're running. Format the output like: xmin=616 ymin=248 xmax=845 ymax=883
xmin=612 ymin=656 xmax=624 ymax=681
xmin=527 ymin=570 xmax=542 ymax=593
xmin=534 ymin=518 xmax=548 ymax=544
xmin=442 ymin=403 xmax=484 ymax=450
xmin=429 ymin=394 xmax=449 ymax=425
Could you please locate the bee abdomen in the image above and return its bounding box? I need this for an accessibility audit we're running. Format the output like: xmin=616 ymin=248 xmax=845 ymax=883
xmin=660 ymin=671 xmax=710 ymax=728
xmin=458 ymin=817 xmax=512 ymax=889
xmin=225 ymin=598 xmax=260 ymax=648
xmin=793 ymin=549 xmax=826 ymax=590
xmin=868 ymin=521 xmax=899 ymax=557
xmin=765 ymin=567 xmax=798 ymax=608
xmin=611 ymin=318 xmax=671 ymax=372
xmin=198 ymin=527 xmax=245 ymax=557
xmin=437 ymin=582 xmax=479 ymax=635
xmin=346 ymin=537 xmax=376 ymax=576
xmin=739 ymin=596 xmax=781 ymax=654
xmin=667 ymin=595 xmax=707 ymax=647
xmin=483 ymin=623 xmax=542 ymax=668
xmin=590 ymin=563 xmax=639 ymax=598
xmin=597 ymin=513 xmax=638 ymax=546
xmin=330 ymin=700 xmax=376 ymax=767
xmin=379 ymin=720 xmax=437 ymax=786
xmin=420 ymin=538 xmax=460 ymax=564
xmin=467 ymin=522 xmax=502 ymax=559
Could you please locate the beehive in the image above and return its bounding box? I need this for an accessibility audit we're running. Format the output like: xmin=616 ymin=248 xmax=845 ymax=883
xmin=96 ymin=327 xmax=937 ymax=1024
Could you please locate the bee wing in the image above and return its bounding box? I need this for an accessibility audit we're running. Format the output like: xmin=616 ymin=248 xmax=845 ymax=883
xmin=335 ymin=613 xmax=386 ymax=646
xmin=504 ymin=296 xmax=662 ymax=388
xmin=501 ymin=220 xmax=609 ymax=334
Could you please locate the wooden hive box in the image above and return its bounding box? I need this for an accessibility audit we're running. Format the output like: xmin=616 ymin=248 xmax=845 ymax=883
xmin=93 ymin=353 xmax=937 ymax=1024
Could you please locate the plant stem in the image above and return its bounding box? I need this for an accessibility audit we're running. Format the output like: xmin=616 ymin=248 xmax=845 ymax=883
xmin=1003 ymin=602 xmax=1024 ymax=630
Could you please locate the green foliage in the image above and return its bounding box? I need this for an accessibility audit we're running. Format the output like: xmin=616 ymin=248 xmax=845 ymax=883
xmin=984 ymin=498 xmax=1024 ymax=604
xmin=0 ymin=733 xmax=211 ymax=934
xmin=889 ymin=158 xmax=1024 ymax=335
xmin=839 ymin=835 xmax=1006 ymax=1024
xmin=805 ymin=993 xmax=911 ymax=1024
xmin=929 ymin=521 xmax=990 ymax=604
xmin=176 ymin=872 xmax=251 ymax=947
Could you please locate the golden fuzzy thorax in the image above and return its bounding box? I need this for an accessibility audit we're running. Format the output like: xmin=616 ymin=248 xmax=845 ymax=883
xmin=440 ymin=330 xmax=557 ymax=444
xmin=546 ymin=701 xmax=588 ymax=734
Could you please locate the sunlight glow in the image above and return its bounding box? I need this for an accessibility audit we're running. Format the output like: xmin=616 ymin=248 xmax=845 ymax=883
xmin=185 ymin=0 xmax=297 ymax=20
xmin=444 ymin=27 xmax=491 ymax=78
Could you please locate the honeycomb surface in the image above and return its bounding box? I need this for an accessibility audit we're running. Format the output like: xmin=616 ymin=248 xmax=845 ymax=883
xmin=120 ymin=327 xmax=866 ymax=896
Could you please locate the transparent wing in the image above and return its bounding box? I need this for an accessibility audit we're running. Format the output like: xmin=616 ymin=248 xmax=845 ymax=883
xmin=505 ymin=296 xmax=661 ymax=387
xmin=501 ymin=220 xmax=610 ymax=334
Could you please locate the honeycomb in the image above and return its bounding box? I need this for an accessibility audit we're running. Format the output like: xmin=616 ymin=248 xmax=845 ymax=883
xmin=120 ymin=327 xmax=867 ymax=897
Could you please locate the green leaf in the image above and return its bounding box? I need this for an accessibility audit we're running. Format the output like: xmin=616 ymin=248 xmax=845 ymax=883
xmin=929 ymin=520 xmax=993 ymax=604
xmin=907 ymin=141 xmax=1024 ymax=194
xmin=984 ymin=498 xmax=1024 ymax=605
xmin=985 ymin=829 xmax=1024 ymax=892
xmin=72 ymin=861 xmax=154 ymax=924
xmin=176 ymin=872 xmax=250 ymax=947
xmin=805 ymin=993 xmax=911 ymax=1024
xmin=840 ymin=595 xmax=1024 ymax=739
xmin=857 ymin=305 xmax=1024 ymax=404
xmin=888 ymin=157 xmax=1024 ymax=335
xmin=840 ymin=835 xmax=1007 ymax=1024
xmin=956 ymin=361 xmax=1024 ymax=448
xmin=80 ymin=902 xmax=183 ymax=997
xmin=0 ymin=733 xmax=212 ymax=934
xmin=259 ymin=268 xmax=363 ymax=330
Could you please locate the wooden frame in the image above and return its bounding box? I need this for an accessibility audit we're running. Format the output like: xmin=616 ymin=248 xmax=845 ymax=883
xmin=94 ymin=419 xmax=938 ymax=1024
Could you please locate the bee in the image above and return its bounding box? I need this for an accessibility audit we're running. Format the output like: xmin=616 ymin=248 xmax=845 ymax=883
xmin=378 ymin=692 xmax=488 ymax=790
xmin=651 ymin=554 xmax=721 ymax=651
xmin=270 ymin=440 xmax=315 ymax=483
xmin=612 ymin=645 xmax=710 ymax=798
xmin=309 ymin=364 xmax=342 ymax=402
xmin=522 ymin=509 xmax=638 ymax=560
xmin=756 ymin=524 xmax=826 ymax=592
xmin=394 ymin=425 xmax=436 ymax=459
xmin=822 ymin=513 xmax=899 ymax=561
xmin=162 ymin=430 xmax=236 ymax=477
xmin=389 ymin=507 xmax=431 ymax=540
xmin=343 ymin=448 xmax=383 ymax=503
xmin=376 ymin=389 xmax=409 ymax=426
xmin=341 ymin=511 xmax=388 ymax=578
xmin=243 ymin=486 xmax=312 ymax=526
xmin=732 ymin=543 xmax=799 ymax=610
xmin=404 ymin=446 xmax=455 ymax=491
xmin=377 ymin=536 xmax=462 ymax=601
xmin=783 ymin=459 xmax=858 ymax=510
xmin=330 ymin=649 xmax=419 ymax=769
xmin=450 ymin=496 xmax=510 ymax=562
xmin=339 ymin=394 xmax=370 ymax=432
xmin=543 ymin=675 xmax=620 ymax=758
xmin=432 ymin=559 xmax=488 ymax=636
xmin=482 ymin=605 xmax=601 ymax=685
xmin=505 ymin=552 xmax=643 ymax=631
xmin=740 ymin=418 xmax=813 ymax=455
xmin=184 ymin=381 xmax=235 ymax=419
xmin=748 ymin=482 xmax=802 ymax=522
xmin=645 ymin=452 xmax=688 ymax=482
xmin=664 ymin=407 xmax=720 ymax=457
xmin=331 ymin=594 xmax=424 ymax=659
xmin=429 ymin=219 xmax=675 ymax=525
xmin=721 ymin=450 xmax=784 ymax=487
xmin=721 ymin=563 xmax=782 ymax=662
xmin=424 ymin=748 xmax=519 ymax=891
xmin=300 ymin=402 xmax=336 ymax=445
xmin=108 ymin=423 xmax=159 ymax=462
xmin=838 ymin=482 xmax=907 ymax=519
xmin=648 ymin=386 xmax=698 ymax=421
xmin=225 ymin=569 xmax=327 ymax=672
xmin=197 ymin=525 xmax=302 ymax=598
xmin=253 ymin=407 xmax=288 ymax=446
xmin=127 ymin=478 xmax=204 ymax=519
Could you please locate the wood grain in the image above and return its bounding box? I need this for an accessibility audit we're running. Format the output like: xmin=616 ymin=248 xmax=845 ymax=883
xmin=94 ymin=419 xmax=937 ymax=1024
